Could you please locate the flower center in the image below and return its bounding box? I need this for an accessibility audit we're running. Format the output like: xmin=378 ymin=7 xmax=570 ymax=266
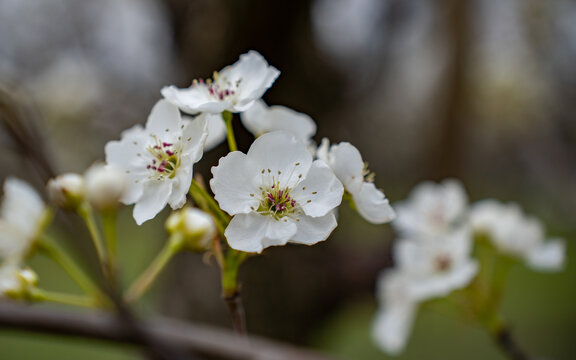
xmin=146 ymin=137 xmax=180 ymax=180
xmin=434 ymin=254 xmax=452 ymax=272
xmin=255 ymin=168 xmax=301 ymax=220
xmin=193 ymin=71 xmax=242 ymax=101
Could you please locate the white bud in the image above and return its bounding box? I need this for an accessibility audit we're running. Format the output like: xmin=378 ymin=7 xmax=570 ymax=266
xmin=85 ymin=163 xmax=127 ymax=212
xmin=47 ymin=173 xmax=85 ymax=210
xmin=166 ymin=208 xmax=217 ymax=252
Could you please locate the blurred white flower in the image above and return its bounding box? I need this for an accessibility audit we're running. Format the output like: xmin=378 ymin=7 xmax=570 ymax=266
xmin=317 ymin=138 xmax=395 ymax=224
xmin=105 ymin=100 xmax=208 ymax=225
xmin=85 ymin=163 xmax=128 ymax=212
xmin=162 ymin=51 xmax=280 ymax=114
xmin=372 ymin=271 xmax=417 ymax=355
xmin=393 ymin=227 xmax=478 ymax=301
xmin=210 ymin=131 xmax=343 ymax=253
xmin=393 ymin=179 xmax=468 ymax=237
xmin=373 ymin=227 xmax=478 ymax=354
xmin=470 ymin=200 xmax=565 ymax=272
xmin=240 ymin=99 xmax=317 ymax=140
xmin=0 ymin=178 xmax=47 ymax=261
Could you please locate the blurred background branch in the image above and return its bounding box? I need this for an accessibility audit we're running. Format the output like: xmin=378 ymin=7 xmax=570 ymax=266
xmin=0 ymin=302 xmax=337 ymax=360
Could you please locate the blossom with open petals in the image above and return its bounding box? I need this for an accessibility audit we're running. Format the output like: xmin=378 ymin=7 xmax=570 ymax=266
xmin=317 ymin=138 xmax=395 ymax=224
xmin=393 ymin=179 xmax=467 ymax=237
xmin=240 ymin=99 xmax=316 ymax=141
xmin=470 ymin=199 xmax=565 ymax=272
xmin=162 ymin=51 xmax=280 ymax=114
xmin=0 ymin=178 xmax=47 ymax=262
xmin=373 ymin=227 xmax=477 ymax=354
xmin=105 ymin=100 xmax=208 ymax=225
xmin=210 ymin=131 xmax=344 ymax=253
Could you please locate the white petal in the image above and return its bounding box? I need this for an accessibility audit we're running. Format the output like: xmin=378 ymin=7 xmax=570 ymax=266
xmin=167 ymin=157 xmax=192 ymax=210
xmin=193 ymin=113 xmax=227 ymax=151
xmin=372 ymin=301 xmax=418 ymax=355
xmin=161 ymin=85 xmax=231 ymax=114
xmin=526 ymin=238 xmax=565 ymax=272
xmin=145 ymin=99 xmax=182 ymax=137
xmin=292 ymin=161 xmax=343 ymax=217
xmin=316 ymin=138 xmax=330 ymax=164
xmin=1 ymin=178 xmax=45 ymax=241
xmin=181 ymin=115 xmax=209 ymax=163
xmin=353 ymin=182 xmax=396 ymax=224
xmin=290 ymin=212 xmax=337 ymax=245
xmin=409 ymin=260 xmax=478 ymax=302
xmin=220 ymin=51 xmax=280 ymax=112
xmin=327 ymin=142 xmax=364 ymax=191
xmin=240 ymin=100 xmax=316 ymax=140
xmin=132 ymin=181 xmax=172 ymax=225
xmin=210 ymin=152 xmax=260 ymax=215
xmin=225 ymin=213 xmax=297 ymax=253
xmin=247 ymin=131 xmax=312 ymax=188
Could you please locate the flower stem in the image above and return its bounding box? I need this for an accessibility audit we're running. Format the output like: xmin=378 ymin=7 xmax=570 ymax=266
xmin=30 ymin=288 xmax=96 ymax=308
xmin=222 ymin=111 xmax=237 ymax=152
xmin=124 ymin=235 xmax=181 ymax=303
xmin=221 ymin=249 xmax=248 ymax=334
xmin=37 ymin=236 xmax=107 ymax=307
xmin=491 ymin=324 xmax=529 ymax=360
xmin=77 ymin=203 xmax=110 ymax=280
xmin=101 ymin=211 xmax=118 ymax=287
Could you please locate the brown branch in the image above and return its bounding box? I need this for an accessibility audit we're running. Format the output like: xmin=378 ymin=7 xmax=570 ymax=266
xmin=0 ymin=303 xmax=338 ymax=360
xmin=494 ymin=326 xmax=530 ymax=360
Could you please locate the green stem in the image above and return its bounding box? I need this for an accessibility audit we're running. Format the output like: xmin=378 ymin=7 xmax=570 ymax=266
xmin=221 ymin=249 xmax=248 ymax=334
xmin=222 ymin=111 xmax=237 ymax=152
xmin=124 ymin=235 xmax=182 ymax=303
xmin=77 ymin=203 xmax=109 ymax=279
xmin=30 ymin=288 xmax=95 ymax=308
xmin=101 ymin=211 xmax=118 ymax=287
xmin=37 ymin=236 xmax=106 ymax=306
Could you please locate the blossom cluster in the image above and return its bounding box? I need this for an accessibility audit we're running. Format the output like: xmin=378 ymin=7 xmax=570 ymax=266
xmin=105 ymin=50 xmax=395 ymax=252
xmin=373 ymin=179 xmax=565 ymax=355
xmin=0 ymin=50 xmax=397 ymax=299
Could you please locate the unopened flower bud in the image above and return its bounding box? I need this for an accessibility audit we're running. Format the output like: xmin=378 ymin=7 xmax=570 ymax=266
xmin=0 ymin=266 xmax=38 ymax=299
xmin=85 ymin=163 xmax=127 ymax=212
xmin=166 ymin=208 xmax=217 ymax=252
xmin=47 ymin=173 xmax=85 ymax=211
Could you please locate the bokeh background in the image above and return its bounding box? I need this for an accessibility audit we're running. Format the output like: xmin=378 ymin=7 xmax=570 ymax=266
xmin=0 ymin=0 xmax=575 ymax=359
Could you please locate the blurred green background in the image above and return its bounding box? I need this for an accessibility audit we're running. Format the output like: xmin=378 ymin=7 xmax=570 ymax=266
xmin=0 ymin=0 xmax=575 ymax=359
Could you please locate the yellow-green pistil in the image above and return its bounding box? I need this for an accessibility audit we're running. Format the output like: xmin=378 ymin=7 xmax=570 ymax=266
xmin=146 ymin=138 xmax=180 ymax=179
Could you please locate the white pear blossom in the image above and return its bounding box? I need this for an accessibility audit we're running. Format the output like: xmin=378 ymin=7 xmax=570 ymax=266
xmin=240 ymin=99 xmax=316 ymax=140
xmin=317 ymin=138 xmax=395 ymax=224
xmin=393 ymin=179 xmax=468 ymax=237
xmin=105 ymin=100 xmax=208 ymax=225
xmin=470 ymin=200 xmax=565 ymax=272
xmin=210 ymin=131 xmax=344 ymax=253
xmin=373 ymin=227 xmax=478 ymax=354
xmin=0 ymin=178 xmax=47 ymax=261
xmin=162 ymin=50 xmax=280 ymax=114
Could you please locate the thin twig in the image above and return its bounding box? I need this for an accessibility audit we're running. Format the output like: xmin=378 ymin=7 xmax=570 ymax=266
xmin=0 ymin=303 xmax=338 ymax=360
xmin=494 ymin=326 xmax=530 ymax=360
